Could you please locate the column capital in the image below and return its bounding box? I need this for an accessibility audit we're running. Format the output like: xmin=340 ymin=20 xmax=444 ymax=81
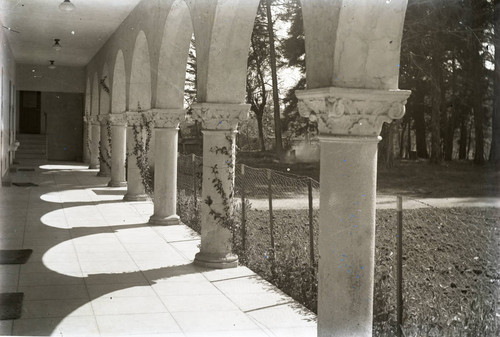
xmin=108 ymin=113 xmax=128 ymax=126
xmin=89 ymin=115 xmax=100 ymax=125
xmin=125 ymin=111 xmax=148 ymax=126
xmin=151 ymin=108 xmax=186 ymax=129
xmin=191 ymin=103 xmax=250 ymax=130
xmin=97 ymin=114 xmax=109 ymax=125
xmin=296 ymin=87 xmax=411 ymax=136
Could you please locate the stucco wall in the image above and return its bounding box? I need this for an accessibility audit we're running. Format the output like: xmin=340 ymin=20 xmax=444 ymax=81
xmin=0 ymin=18 xmax=17 ymax=178
xmin=16 ymin=64 xmax=85 ymax=93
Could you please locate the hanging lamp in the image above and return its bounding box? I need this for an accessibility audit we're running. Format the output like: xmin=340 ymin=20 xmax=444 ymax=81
xmin=53 ymin=39 xmax=62 ymax=51
xmin=59 ymin=0 xmax=75 ymax=12
xmin=48 ymin=60 xmax=56 ymax=70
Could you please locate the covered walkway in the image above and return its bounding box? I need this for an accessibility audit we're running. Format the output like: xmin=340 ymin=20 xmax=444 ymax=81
xmin=0 ymin=162 xmax=316 ymax=336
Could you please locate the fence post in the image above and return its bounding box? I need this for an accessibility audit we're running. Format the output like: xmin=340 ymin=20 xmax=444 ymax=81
xmin=267 ymin=169 xmax=276 ymax=276
xmin=192 ymin=153 xmax=197 ymax=209
xmin=241 ymin=164 xmax=247 ymax=255
xmin=308 ymin=178 xmax=315 ymax=269
xmin=397 ymin=196 xmax=403 ymax=337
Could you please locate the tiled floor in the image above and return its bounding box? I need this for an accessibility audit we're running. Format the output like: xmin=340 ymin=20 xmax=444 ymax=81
xmin=0 ymin=162 xmax=317 ymax=337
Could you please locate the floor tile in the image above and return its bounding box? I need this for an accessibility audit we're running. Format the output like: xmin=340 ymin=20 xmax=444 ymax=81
xmin=96 ymin=313 xmax=181 ymax=335
xmin=19 ymin=284 xmax=89 ymax=301
xmin=13 ymin=316 xmax=99 ymax=336
xmin=160 ymin=294 xmax=239 ymax=312
xmin=91 ymin=295 xmax=167 ymax=315
xmin=86 ymin=284 xmax=157 ymax=299
xmin=21 ymin=299 xmax=93 ymax=318
xmin=171 ymin=310 xmax=260 ymax=332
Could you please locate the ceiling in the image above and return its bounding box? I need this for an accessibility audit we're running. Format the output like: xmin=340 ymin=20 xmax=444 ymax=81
xmin=0 ymin=0 xmax=142 ymax=67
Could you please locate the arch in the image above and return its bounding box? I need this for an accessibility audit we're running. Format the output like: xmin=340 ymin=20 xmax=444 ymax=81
xmin=91 ymin=73 xmax=99 ymax=116
xmin=188 ymin=0 xmax=260 ymax=103
xmin=99 ymin=64 xmax=111 ymax=115
xmin=112 ymin=50 xmax=127 ymax=113
xmin=128 ymin=31 xmax=152 ymax=111
xmin=85 ymin=77 xmax=91 ymax=116
xmin=156 ymin=0 xmax=193 ymax=109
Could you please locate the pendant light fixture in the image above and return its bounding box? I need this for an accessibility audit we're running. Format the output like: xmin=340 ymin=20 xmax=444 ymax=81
xmin=48 ymin=60 xmax=56 ymax=70
xmin=53 ymin=39 xmax=62 ymax=51
xmin=59 ymin=0 xmax=75 ymax=12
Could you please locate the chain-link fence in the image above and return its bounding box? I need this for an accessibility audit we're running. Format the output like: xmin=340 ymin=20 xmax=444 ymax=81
xmin=176 ymin=153 xmax=499 ymax=336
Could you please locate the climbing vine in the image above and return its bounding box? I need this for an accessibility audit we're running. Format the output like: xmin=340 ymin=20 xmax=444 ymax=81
xmin=98 ymin=119 xmax=112 ymax=170
xmin=99 ymin=76 xmax=111 ymax=96
xmin=131 ymin=102 xmax=154 ymax=197
xmin=204 ymin=134 xmax=238 ymax=239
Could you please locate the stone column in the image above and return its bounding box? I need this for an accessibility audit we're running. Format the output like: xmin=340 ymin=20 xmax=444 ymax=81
xmin=191 ymin=103 xmax=249 ymax=269
xmin=89 ymin=116 xmax=100 ymax=170
xmin=97 ymin=115 xmax=111 ymax=177
xmin=296 ymin=87 xmax=410 ymax=337
xmin=83 ymin=116 xmax=90 ymax=164
xmin=123 ymin=111 xmax=149 ymax=201
xmin=149 ymin=109 xmax=186 ymax=226
xmin=108 ymin=113 xmax=128 ymax=187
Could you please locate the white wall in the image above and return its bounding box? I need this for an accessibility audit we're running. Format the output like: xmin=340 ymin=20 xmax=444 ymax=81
xmin=0 ymin=18 xmax=17 ymax=178
xmin=16 ymin=64 xmax=85 ymax=93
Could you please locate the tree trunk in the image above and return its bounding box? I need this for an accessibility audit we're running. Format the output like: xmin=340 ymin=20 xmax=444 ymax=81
xmin=407 ymin=119 xmax=411 ymax=158
xmin=265 ymin=0 xmax=283 ymax=158
xmin=430 ymin=44 xmax=442 ymax=164
xmin=490 ymin=0 xmax=500 ymax=164
xmin=414 ymin=103 xmax=428 ymax=158
xmin=399 ymin=121 xmax=406 ymax=159
xmin=444 ymin=111 xmax=455 ymax=161
xmin=385 ymin=122 xmax=396 ymax=168
xmin=459 ymin=117 xmax=467 ymax=160
xmin=256 ymin=112 xmax=266 ymax=152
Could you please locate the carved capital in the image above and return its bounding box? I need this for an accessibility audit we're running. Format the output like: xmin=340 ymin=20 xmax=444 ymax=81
xmin=126 ymin=111 xmax=144 ymax=126
xmin=296 ymin=87 xmax=411 ymax=136
xmin=97 ymin=115 xmax=109 ymax=125
xmin=191 ymin=103 xmax=250 ymax=130
xmin=89 ymin=115 xmax=100 ymax=125
xmin=108 ymin=113 xmax=128 ymax=126
xmin=151 ymin=108 xmax=186 ymax=129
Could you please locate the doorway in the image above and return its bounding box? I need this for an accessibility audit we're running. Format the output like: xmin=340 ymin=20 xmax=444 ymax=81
xmin=19 ymin=91 xmax=41 ymax=134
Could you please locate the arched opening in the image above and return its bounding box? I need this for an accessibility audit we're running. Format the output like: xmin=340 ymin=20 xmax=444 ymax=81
xmin=156 ymin=0 xmax=193 ymax=110
xmin=129 ymin=31 xmax=152 ymax=111
xmin=112 ymin=50 xmax=126 ymax=113
xmin=189 ymin=0 xmax=259 ymax=103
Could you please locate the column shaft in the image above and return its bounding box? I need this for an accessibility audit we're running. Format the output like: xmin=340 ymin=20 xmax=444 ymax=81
xmin=123 ymin=126 xmax=148 ymax=201
xmin=194 ymin=130 xmax=238 ymax=269
xmin=89 ymin=123 xmax=100 ymax=169
xmin=98 ymin=120 xmax=111 ymax=177
xmin=149 ymin=128 xmax=180 ymax=225
xmin=83 ymin=121 xmax=90 ymax=164
xmin=317 ymin=136 xmax=378 ymax=337
xmin=108 ymin=124 xmax=127 ymax=187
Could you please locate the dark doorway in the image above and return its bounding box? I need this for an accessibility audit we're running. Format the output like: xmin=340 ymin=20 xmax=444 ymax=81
xmin=19 ymin=91 xmax=41 ymax=134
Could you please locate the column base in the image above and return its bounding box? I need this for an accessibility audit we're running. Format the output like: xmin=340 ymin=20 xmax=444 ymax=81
xmin=89 ymin=164 xmax=100 ymax=169
xmin=108 ymin=180 xmax=127 ymax=187
xmin=97 ymin=171 xmax=110 ymax=177
xmin=194 ymin=252 xmax=238 ymax=269
xmin=123 ymin=193 xmax=149 ymax=201
xmin=149 ymin=214 xmax=181 ymax=226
